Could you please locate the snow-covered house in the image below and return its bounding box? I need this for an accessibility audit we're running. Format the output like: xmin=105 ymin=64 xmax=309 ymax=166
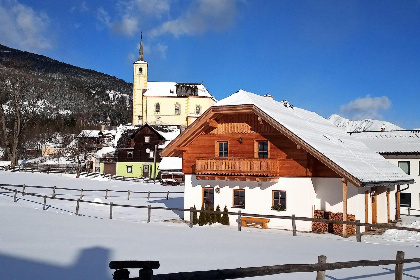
xmin=162 ymin=90 xmax=414 ymax=232
xmin=76 ymin=129 xmax=115 ymax=153
xmin=115 ymin=124 xmax=180 ymax=179
xmin=350 ymin=130 xmax=420 ymax=215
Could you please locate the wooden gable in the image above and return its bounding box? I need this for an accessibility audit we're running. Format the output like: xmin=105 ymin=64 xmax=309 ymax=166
xmin=164 ymin=107 xmax=339 ymax=181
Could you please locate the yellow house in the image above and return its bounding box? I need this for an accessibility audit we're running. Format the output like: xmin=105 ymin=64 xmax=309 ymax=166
xmin=132 ymin=34 xmax=216 ymax=127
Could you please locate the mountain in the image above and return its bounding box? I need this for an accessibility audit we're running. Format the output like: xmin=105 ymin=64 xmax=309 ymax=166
xmin=0 ymin=43 xmax=133 ymax=126
xmin=328 ymin=114 xmax=403 ymax=132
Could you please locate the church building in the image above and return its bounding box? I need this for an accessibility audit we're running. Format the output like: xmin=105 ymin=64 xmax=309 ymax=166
xmin=132 ymin=34 xmax=216 ymax=127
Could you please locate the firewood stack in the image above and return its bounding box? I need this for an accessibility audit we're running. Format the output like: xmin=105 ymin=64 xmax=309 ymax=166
xmin=312 ymin=211 xmax=356 ymax=236
xmin=312 ymin=210 xmax=328 ymax=233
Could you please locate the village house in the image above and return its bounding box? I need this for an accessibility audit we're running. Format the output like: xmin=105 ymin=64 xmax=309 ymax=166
xmin=132 ymin=34 xmax=216 ymax=127
xmin=114 ymin=124 xmax=180 ymax=179
xmin=350 ymin=130 xmax=420 ymax=215
xmin=162 ymin=90 xmax=414 ymax=232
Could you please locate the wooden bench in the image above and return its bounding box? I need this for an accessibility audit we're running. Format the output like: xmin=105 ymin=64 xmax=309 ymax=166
xmin=241 ymin=217 xmax=270 ymax=229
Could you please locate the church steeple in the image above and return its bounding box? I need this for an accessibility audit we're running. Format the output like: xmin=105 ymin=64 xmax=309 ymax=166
xmin=138 ymin=32 xmax=144 ymax=61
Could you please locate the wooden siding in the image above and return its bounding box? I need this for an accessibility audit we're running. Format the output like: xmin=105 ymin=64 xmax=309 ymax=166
xmin=118 ymin=126 xmax=163 ymax=162
xmin=182 ymin=113 xmax=339 ymax=178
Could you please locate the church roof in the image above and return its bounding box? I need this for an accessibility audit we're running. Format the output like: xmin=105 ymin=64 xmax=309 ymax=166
xmin=143 ymin=82 xmax=215 ymax=99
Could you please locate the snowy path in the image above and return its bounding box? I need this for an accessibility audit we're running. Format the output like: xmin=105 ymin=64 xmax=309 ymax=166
xmin=1 ymin=171 xmax=420 ymax=279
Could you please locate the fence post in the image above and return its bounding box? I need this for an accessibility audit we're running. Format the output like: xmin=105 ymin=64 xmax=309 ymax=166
xmin=52 ymin=186 xmax=56 ymax=198
xmin=110 ymin=202 xmax=113 ymax=219
xmin=292 ymin=214 xmax=297 ymax=236
xmin=127 ymin=190 xmax=131 ymax=200
xmin=316 ymin=255 xmax=327 ymax=280
xmin=395 ymin=251 xmax=405 ymax=280
xmin=237 ymin=210 xmax=242 ymax=231
xmin=167 ymin=191 xmax=170 ymax=200
xmin=76 ymin=199 xmax=80 ymax=215
xmin=356 ymin=220 xmax=361 ymax=242
xmin=408 ymin=208 xmax=411 ymax=216
xmin=80 ymin=189 xmax=84 ymax=200
xmin=148 ymin=191 xmax=151 ymax=200
xmin=43 ymin=196 xmax=47 ymax=210
xmin=22 ymin=184 xmax=25 ymax=196
xmin=189 ymin=207 xmax=194 ymax=228
xmin=14 ymin=189 xmax=17 ymax=202
xmin=147 ymin=205 xmax=151 ymax=223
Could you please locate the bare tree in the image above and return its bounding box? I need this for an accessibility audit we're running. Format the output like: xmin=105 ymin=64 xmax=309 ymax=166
xmin=0 ymin=68 xmax=46 ymax=167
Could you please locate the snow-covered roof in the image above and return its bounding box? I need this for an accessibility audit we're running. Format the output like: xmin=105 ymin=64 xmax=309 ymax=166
xmin=214 ymin=90 xmax=413 ymax=187
xmin=144 ymin=82 xmax=214 ymax=99
xmin=159 ymin=157 xmax=182 ymax=170
xmin=328 ymin=114 xmax=403 ymax=132
xmin=349 ymin=130 xmax=420 ymax=154
xmin=77 ymin=130 xmax=115 ymax=138
xmin=155 ymin=126 xmax=181 ymax=149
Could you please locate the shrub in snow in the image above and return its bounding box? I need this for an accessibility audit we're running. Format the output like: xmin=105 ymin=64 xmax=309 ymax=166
xmin=222 ymin=206 xmax=230 ymax=225
xmin=192 ymin=205 xmax=198 ymax=225
xmin=215 ymin=205 xmax=222 ymax=224
xmin=198 ymin=205 xmax=206 ymax=226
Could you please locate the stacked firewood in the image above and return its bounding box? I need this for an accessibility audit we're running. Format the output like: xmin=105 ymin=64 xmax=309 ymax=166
xmin=312 ymin=210 xmax=328 ymax=233
xmin=312 ymin=211 xmax=356 ymax=236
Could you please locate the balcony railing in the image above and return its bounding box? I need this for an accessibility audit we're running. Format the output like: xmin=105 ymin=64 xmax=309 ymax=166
xmin=196 ymin=157 xmax=282 ymax=177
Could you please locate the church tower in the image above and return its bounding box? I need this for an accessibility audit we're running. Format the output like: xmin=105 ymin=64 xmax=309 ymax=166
xmin=132 ymin=32 xmax=148 ymax=125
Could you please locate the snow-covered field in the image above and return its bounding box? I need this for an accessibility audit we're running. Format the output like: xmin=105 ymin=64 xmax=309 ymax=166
xmin=1 ymin=171 xmax=420 ymax=279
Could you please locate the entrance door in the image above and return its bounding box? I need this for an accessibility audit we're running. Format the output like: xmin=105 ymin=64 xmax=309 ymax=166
xmin=371 ymin=187 xmax=377 ymax=224
xmin=143 ymin=164 xmax=150 ymax=178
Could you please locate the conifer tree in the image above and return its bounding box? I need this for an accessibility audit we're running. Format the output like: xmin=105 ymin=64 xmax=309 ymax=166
xmin=209 ymin=206 xmax=215 ymax=225
xmin=222 ymin=205 xmax=230 ymax=225
xmin=215 ymin=205 xmax=222 ymax=224
xmin=192 ymin=205 xmax=198 ymax=225
xmin=198 ymin=205 xmax=205 ymax=226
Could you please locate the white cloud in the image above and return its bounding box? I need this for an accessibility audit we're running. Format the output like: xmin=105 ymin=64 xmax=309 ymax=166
xmin=339 ymin=95 xmax=391 ymax=120
xmin=111 ymin=15 xmax=139 ymax=36
xmin=151 ymin=0 xmax=237 ymax=37
xmin=0 ymin=0 xmax=52 ymax=51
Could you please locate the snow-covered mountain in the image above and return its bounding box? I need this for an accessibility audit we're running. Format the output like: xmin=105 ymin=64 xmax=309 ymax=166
xmin=328 ymin=114 xmax=403 ymax=132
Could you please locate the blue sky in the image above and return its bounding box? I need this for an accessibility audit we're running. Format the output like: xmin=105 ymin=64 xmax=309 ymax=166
xmin=1 ymin=0 xmax=419 ymax=129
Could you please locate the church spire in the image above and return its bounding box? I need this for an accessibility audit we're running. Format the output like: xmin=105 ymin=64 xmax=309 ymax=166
xmin=138 ymin=32 xmax=144 ymax=61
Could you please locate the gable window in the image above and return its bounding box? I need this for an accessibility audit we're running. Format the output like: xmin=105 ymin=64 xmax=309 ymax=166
xmin=398 ymin=161 xmax=410 ymax=175
xmin=195 ymin=105 xmax=201 ymax=115
xmin=144 ymin=136 xmax=150 ymax=143
xmin=155 ymin=103 xmax=160 ymax=113
xmin=175 ymin=103 xmax=180 ymax=115
xmin=218 ymin=141 xmax=228 ymax=158
xmin=202 ymin=187 xmax=214 ymax=209
xmin=272 ymin=190 xmax=286 ymax=211
xmin=127 ymin=166 xmax=133 ymax=173
xmin=258 ymin=141 xmax=269 ymax=158
xmin=127 ymin=151 xmax=133 ymax=159
xmin=233 ymin=189 xmax=245 ymax=208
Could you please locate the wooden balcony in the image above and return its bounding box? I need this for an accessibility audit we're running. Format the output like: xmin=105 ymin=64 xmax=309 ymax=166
xmin=195 ymin=157 xmax=281 ymax=181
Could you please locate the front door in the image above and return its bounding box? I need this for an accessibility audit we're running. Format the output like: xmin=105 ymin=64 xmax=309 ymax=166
xmin=371 ymin=187 xmax=377 ymax=224
xmin=143 ymin=164 xmax=150 ymax=178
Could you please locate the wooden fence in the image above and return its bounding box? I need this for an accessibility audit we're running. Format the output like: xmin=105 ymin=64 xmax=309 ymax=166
xmin=1 ymin=183 xmax=420 ymax=243
xmin=109 ymin=251 xmax=419 ymax=280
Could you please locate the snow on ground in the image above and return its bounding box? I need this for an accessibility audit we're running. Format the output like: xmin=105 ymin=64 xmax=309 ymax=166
xmin=1 ymin=171 xmax=420 ymax=280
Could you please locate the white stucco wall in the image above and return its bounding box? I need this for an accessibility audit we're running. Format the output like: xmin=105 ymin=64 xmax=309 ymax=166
xmin=184 ymin=175 xmax=397 ymax=232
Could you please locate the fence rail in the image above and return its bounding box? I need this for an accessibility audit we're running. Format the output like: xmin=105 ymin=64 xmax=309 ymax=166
xmin=109 ymin=251 xmax=419 ymax=280
xmin=1 ymin=184 xmax=420 ymax=242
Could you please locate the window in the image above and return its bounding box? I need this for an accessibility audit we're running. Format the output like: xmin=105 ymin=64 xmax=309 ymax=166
xmin=400 ymin=193 xmax=411 ymax=208
xmin=272 ymin=190 xmax=286 ymax=211
xmin=218 ymin=141 xmax=228 ymax=157
xmin=138 ymin=67 xmax=143 ymax=74
xmin=202 ymin=187 xmax=214 ymax=209
xmin=127 ymin=151 xmax=133 ymax=159
xmin=175 ymin=103 xmax=180 ymax=115
xmin=398 ymin=161 xmax=410 ymax=175
xmin=144 ymin=136 xmax=150 ymax=143
xmin=155 ymin=103 xmax=160 ymax=113
xmin=195 ymin=105 xmax=201 ymax=115
xmin=258 ymin=141 xmax=269 ymax=158
xmin=233 ymin=189 xmax=245 ymax=207
xmin=127 ymin=166 xmax=133 ymax=173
